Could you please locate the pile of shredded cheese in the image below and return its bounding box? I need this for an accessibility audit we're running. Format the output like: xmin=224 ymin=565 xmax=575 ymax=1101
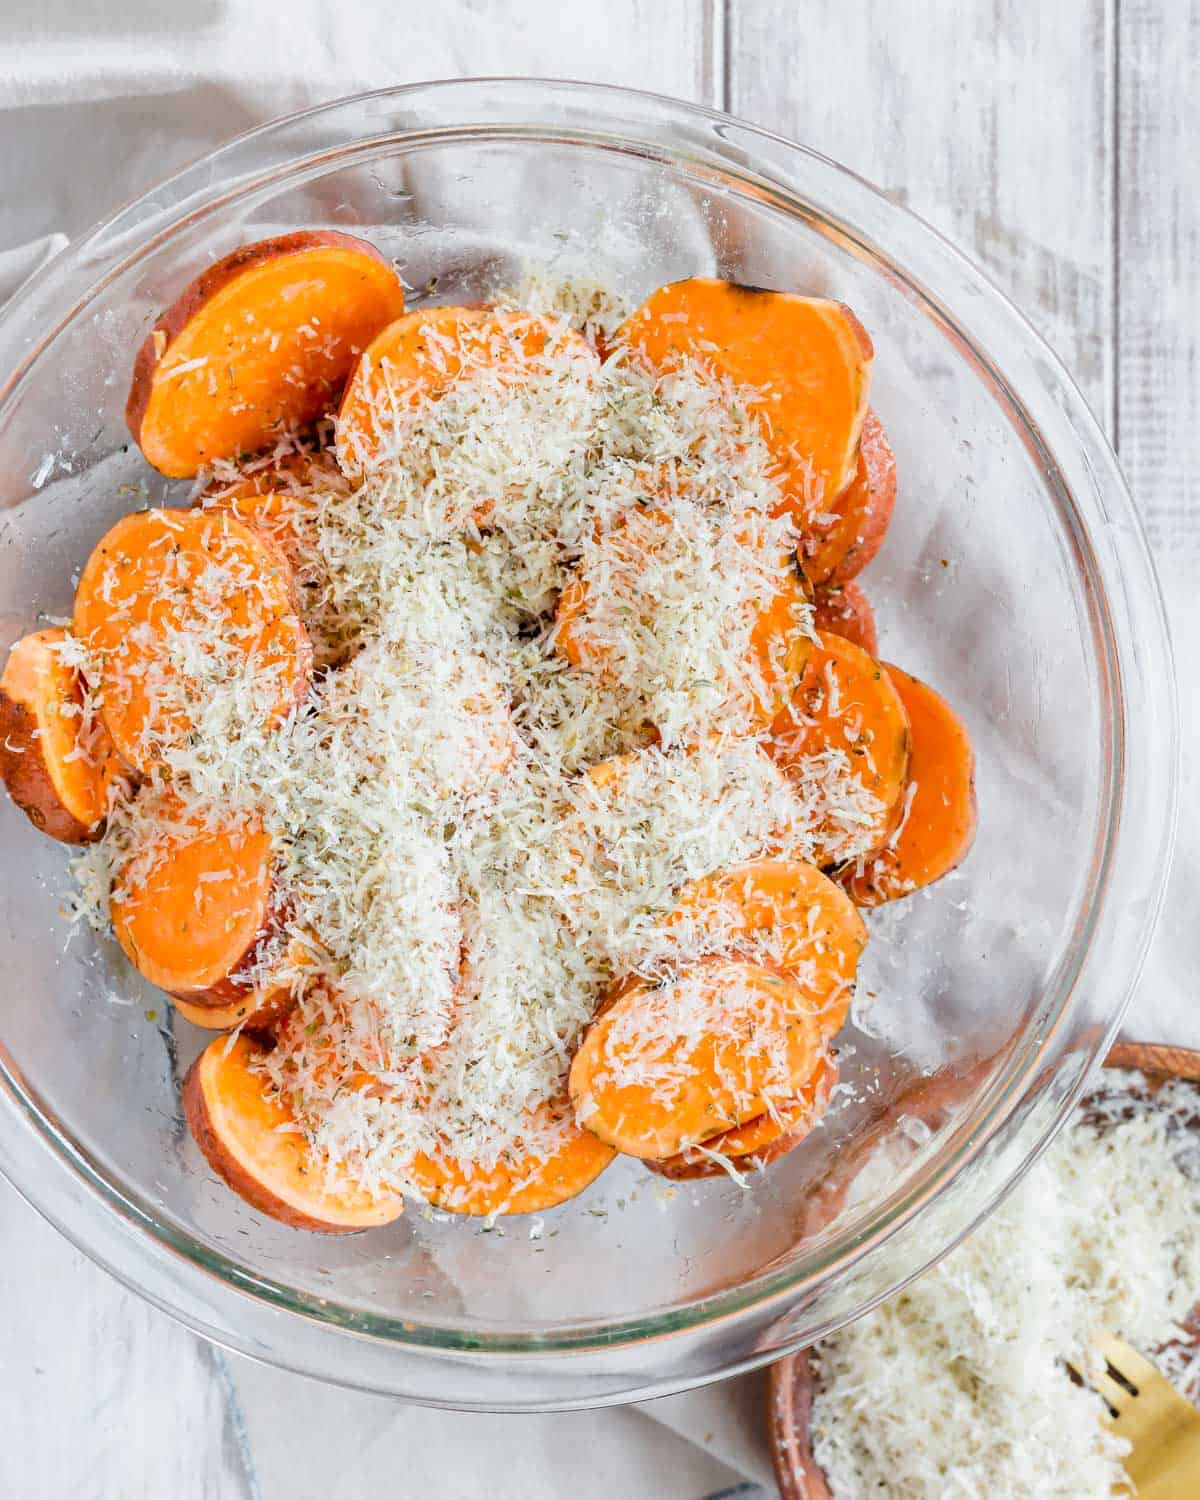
xmin=809 ymin=1070 xmax=1200 ymax=1498
xmin=72 ymin=276 xmax=884 ymax=1197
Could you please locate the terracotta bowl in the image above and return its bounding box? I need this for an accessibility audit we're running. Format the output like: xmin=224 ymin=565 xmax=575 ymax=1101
xmin=768 ymin=1042 xmax=1200 ymax=1499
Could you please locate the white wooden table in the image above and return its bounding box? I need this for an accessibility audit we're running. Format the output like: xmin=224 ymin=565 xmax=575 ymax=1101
xmin=1 ymin=2 xmax=1196 ymax=1494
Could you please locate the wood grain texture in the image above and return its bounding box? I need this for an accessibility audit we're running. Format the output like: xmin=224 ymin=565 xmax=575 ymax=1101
xmin=1116 ymin=0 xmax=1200 ymax=546
xmin=726 ymin=0 xmax=1116 ymax=419
xmin=0 ymin=1178 xmax=257 ymax=1500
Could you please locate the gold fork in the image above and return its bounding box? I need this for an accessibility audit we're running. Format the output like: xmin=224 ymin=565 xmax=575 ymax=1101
xmin=1087 ymin=1331 xmax=1200 ymax=1498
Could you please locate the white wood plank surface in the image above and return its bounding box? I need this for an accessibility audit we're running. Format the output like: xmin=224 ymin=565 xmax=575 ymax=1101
xmin=1116 ymin=0 xmax=1200 ymax=547
xmin=727 ymin=0 xmax=1116 ymax=418
xmin=0 ymin=1179 xmax=256 ymax=1499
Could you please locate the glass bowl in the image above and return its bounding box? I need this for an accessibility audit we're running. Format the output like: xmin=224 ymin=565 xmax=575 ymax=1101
xmin=0 ymin=79 xmax=1177 ymax=1409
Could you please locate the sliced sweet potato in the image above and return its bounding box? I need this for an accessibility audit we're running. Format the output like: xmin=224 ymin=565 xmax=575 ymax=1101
xmin=408 ymin=1097 xmax=615 ymax=1216
xmin=769 ymin=631 xmax=910 ymax=864
xmin=555 ymin=508 xmax=809 ymax=723
xmin=569 ymin=957 xmax=822 ymax=1159
xmin=110 ymin=801 xmax=275 ymax=1004
xmin=170 ymin=934 xmax=316 ymax=1032
xmin=73 ymin=508 xmax=312 ymax=774
xmin=649 ymin=1054 xmax=837 ymax=1180
xmin=803 ymin=410 xmax=896 ymax=585
xmin=203 ymin=489 xmax=317 ymax=602
xmin=0 ymin=628 xmax=119 ymax=842
xmin=813 ymin=580 xmax=878 ymax=656
xmin=667 ymin=859 xmax=866 ymax=1040
xmin=183 ymin=1034 xmax=404 ymax=1232
xmin=202 ymin=448 xmax=345 ymax=505
xmin=336 ymin=305 xmax=582 ymax=476
xmin=127 ymin=232 xmax=405 ymax=478
xmin=839 ymin=665 xmax=976 ymax=905
xmin=171 ymin=985 xmax=294 ymax=1034
xmin=617 ymin=279 xmax=872 ymax=534
xmin=201 ymin=449 xmax=345 ymax=576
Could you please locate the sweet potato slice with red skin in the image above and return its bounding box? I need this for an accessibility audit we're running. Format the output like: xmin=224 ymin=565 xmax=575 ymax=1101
xmin=201 ymin=448 xmax=346 ymax=505
xmin=0 ymin=628 xmax=118 ymax=843
xmin=408 ymin=1098 xmax=615 ymax=1216
xmin=110 ymin=804 xmax=276 ymax=1005
xmin=171 ymin=984 xmax=295 ymax=1034
xmin=170 ymin=934 xmax=316 ymax=1032
xmin=803 ymin=410 xmax=896 ymax=585
xmin=769 ymin=631 xmax=911 ymax=863
xmin=813 ymin=580 xmax=878 ymax=656
xmin=667 ymin=859 xmax=866 ymax=1041
xmin=649 ymin=1054 xmax=838 ymax=1180
xmin=127 ymin=232 xmax=405 ymax=479
xmin=838 ymin=665 xmax=977 ymax=906
xmin=570 ymin=958 xmax=822 ymax=1160
xmin=336 ymin=305 xmax=587 ymax=476
xmin=183 ymin=1034 xmax=404 ymax=1232
xmin=617 ymin=279 xmax=872 ymax=534
xmin=73 ymin=508 xmax=312 ymax=774
xmin=201 ymin=450 xmax=345 ymax=578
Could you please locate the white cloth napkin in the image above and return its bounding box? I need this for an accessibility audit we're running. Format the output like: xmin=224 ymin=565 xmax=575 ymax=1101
xmin=0 ymin=7 xmax=1192 ymax=1497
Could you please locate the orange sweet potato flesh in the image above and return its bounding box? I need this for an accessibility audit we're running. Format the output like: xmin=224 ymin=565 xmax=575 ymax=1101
xmin=839 ymin=665 xmax=977 ymax=906
xmin=569 ymin=958 xmax=822 ymax=1159
xmin=336 ymin=306 xmax=571 ymax=476
xmin=73 ymin=508 xmax=312 ymax=774
xmin=127 ymin=232 xmax=405 ymax=478
xmin=183 ymin=1034 xmax=404 ymax=1232
xmin=203 ymin=488 xmax=316 ymax=593
xmin=617 ymin=279 xmax=872 ymax=533
xmin=170 ymin=934 xmax=315 ymax=1032
xmin=110 ymin=803 xmax=275 ymax=1004
xmin=649 ymin=1054 xmax=837 ymax=1180
xmin=769 ymin=631 xmax=910 ymax=864
xmin=555 ymin=509 xmax=810 ymax=723
xmin=813 ymin=580 xmax=878 ymax=656
xmin=408 ymin=1098 xmax=615 ymax=1216
xmin=667 ymin=859 xmax=866 ymax=1041
xmin=803 ymin=410 xmax=896 ymax=585
xmin=0 ymin=628 xmax=119 ymax=843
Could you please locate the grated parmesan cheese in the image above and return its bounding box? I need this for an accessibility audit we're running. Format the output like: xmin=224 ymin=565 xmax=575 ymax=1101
xmin=809 ymin=1070 xmax=1200 ymax=1498
xmin=73 ymin=275 xmax=889 ymax=1200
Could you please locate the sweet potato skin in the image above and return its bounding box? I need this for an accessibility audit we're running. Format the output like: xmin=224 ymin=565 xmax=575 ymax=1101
xmin=805 ymin=410 xmax=897 ymax=586
xmin=838 ymin=664 xmax=977 ymax=906
xmin=813 ymin=580 xmax=878 ymax=656
xmin=127 ymin=231 xmax=405 ymax=478
xmin=183 ymin=1035 xmax=404 ymax=1233
xmin=0 ymin=629 xmax=114 ymax=843
xmin=0 ymin=686 xmax=92 ymax=842
xmin=648 ymin=1055 xmax=837 ymax=1180
xmin=170 ymin=976 xmax=295 ymax=1031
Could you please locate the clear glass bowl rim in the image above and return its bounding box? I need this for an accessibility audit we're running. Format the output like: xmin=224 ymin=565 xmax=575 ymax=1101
xmin=0 ymin=78 xmax=1178 ymax=1391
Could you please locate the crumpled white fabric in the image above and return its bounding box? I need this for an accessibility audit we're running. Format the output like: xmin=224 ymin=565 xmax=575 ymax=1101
xmin=1 ymin=7 xmax=1192 ymax=1497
